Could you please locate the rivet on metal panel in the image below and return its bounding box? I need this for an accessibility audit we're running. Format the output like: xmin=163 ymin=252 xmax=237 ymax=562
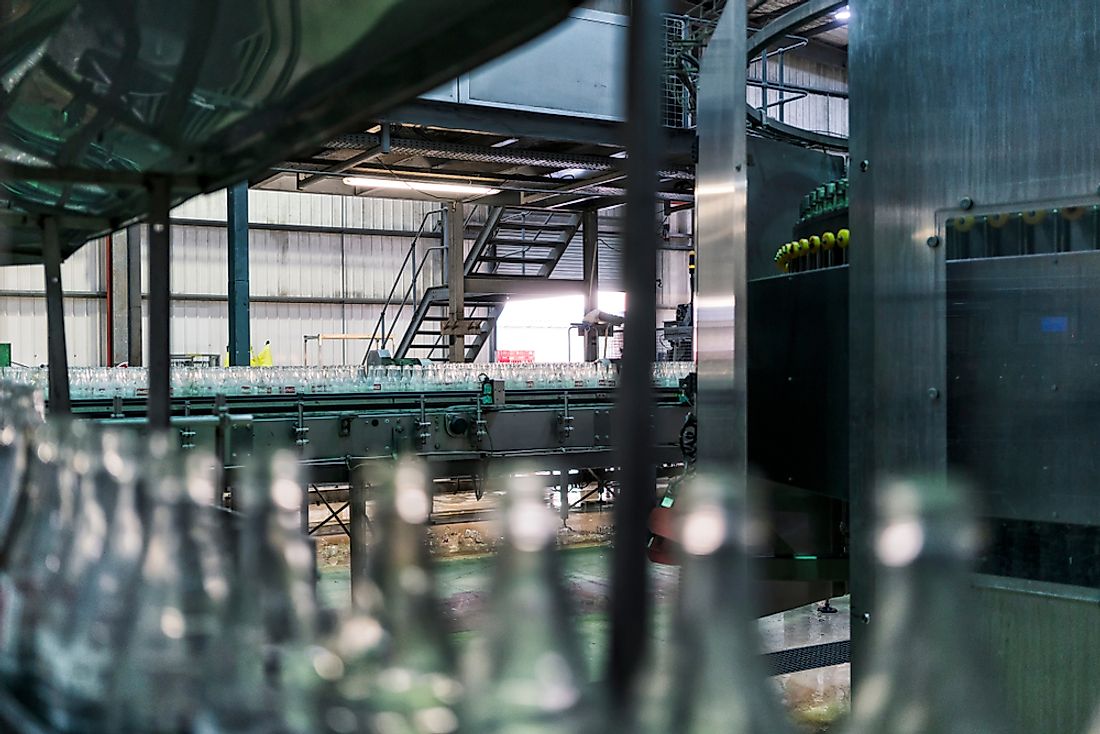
xmin=926 ymin=235 xmax=941 ymax=248
xmin=859 ymin=159 xmax=870 ymax=172
xmin=960 ymin=196 xmax=975 ymax=210
xmin=927 ymin=387 xmax=940 ymax=400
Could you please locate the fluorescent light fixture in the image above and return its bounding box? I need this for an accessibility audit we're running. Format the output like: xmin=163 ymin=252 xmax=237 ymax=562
xmin=835 ymin=6 xmax=851 ymax=20
xmin=342 ymin=176 xmax=499 ymax=197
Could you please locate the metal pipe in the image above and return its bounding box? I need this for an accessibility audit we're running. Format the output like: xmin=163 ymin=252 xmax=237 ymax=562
xmin=608 ymin=0 xmax=664 ymax=708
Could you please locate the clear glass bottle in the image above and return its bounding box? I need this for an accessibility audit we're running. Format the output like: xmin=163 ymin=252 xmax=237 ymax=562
xmin=0 ymin=385 xmax=42 ymax=550
xmin=640 ymin=471 xmax=795 ymax=734
xmin=105 ymin=437 xmax=231 ymax=733
xmin=309 ymin=457 xmax=463 ymax=734
xmin=198 ymin=450 xmax=321 ymax=734
xmin=38 ymin=428 xmax=147 ymax=733
xmin=463 ymin=472 xmax=595 ymax=734
xmin=845 ymin=477 xmax=1017 ymax=734
xmin=0 ymin=419 xmax=85 ymax=704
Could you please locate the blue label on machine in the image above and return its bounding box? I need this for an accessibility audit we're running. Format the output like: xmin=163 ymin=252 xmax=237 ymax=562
xmin=1040 ymin=316 xmax=1069 ymax=334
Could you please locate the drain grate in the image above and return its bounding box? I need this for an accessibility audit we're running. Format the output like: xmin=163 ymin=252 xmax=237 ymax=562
xmin=763 ymin=639 xmax=851 ymax=676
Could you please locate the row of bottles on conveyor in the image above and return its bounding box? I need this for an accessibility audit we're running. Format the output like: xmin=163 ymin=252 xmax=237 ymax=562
xmin=1 ymin=380 xmax=1095 ymax=733
xmin=798 ymin=177 xmax=849 ymax=224
xmin=0 ymin=362 xmax=694 ymax=400
xmin=776 ymin=176 xmax=851 ymax=273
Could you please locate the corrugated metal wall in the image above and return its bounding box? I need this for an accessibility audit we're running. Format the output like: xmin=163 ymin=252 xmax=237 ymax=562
xmin=747 ymin=53 xmax=849 ymax=138
xmin=0 ymin=189 xmax=693 ymax=367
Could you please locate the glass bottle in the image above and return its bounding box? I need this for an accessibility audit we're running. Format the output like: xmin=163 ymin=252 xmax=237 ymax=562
xmin=309 ymin=457 xmax=463 ymax=734
xmin=639 ymin=471 xmax=796 ymax=734
xmin=0 ymin=419 xmax=86 ymax=705
xmin=105 ymin=437 xmax=231 ymax=733
xmin=463 ymin=472 xmax=596 ymax=734
xmin=0 ymin=385 xmax=42 ymax=549
xmin=845 ymin=477 xmax=1017 ymax=734
xmin=197 ymin=450 xmax=320 ymax=734
xmin=38 ymin=428 xmax=147 ymax=733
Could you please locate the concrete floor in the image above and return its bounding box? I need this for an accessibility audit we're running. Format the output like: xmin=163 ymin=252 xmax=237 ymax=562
xmin=317 ymin=544 xmax=850 ymax=731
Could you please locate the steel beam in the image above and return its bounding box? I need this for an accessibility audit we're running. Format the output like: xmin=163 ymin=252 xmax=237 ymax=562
xmin=41 ymin=218 xmax=71 ymax=415
xmin=147 ymin=177 xmax=172 ymax=429
xmin=227 ymin=181 xmax=251 ymax=367
xmin=608 ymin=0 xmax=663 ymax=706
xmin=582 ymin=209 xmax=600 ymax=362
xmin=464 ymin=276 xmax=584 ymax=296
xmin=377 ymin=99 xmax=698 ymax=162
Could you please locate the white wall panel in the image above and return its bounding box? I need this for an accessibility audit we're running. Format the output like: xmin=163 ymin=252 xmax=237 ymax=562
xmin=0 ymin=237 xmax=105 ymax=294
xmin=747 ymin=54 xmax=849 ymax=138
xmin=0 ymin=295 xmax=103 ymax=366
xmin=172 ymin=189 xmax=440 ymax=233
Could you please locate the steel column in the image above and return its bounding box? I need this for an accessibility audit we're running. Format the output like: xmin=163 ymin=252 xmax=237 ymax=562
xmin=41 ymin=218 xmax=71 ymax=415
xmin=227 ymin=181 xmax=251 ymax=366
xmin=444 ymin=201 xmax=465 ymax=363
xmin=125 ymin=224 xmax=143 ymax=366
xmin=147 ymin=177 xmax=172 ymax=429
xmin=109 ymin=235 xmax=127 ymax=366
xmin=582 ymin=209 xmax=600 ymax=362
xmin=607 ymin=0 xmax=664 ymax=706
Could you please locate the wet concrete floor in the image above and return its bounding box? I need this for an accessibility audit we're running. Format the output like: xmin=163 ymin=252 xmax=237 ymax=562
xmin=317 ymin=543 xmax=850 ymax=731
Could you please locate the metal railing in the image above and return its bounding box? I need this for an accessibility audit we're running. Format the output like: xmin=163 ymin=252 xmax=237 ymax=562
xmin=361 ymin=208 xmax=445 ymax=363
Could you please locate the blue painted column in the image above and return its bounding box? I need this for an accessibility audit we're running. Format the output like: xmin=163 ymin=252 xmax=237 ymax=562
xmin=227 ymin=181 xmax=250 ymax=366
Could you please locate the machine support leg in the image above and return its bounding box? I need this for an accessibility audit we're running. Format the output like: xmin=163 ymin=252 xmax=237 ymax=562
xmin=583 ymin=209 xmax=600 ymax=362
xmin=444 ymin=201 xmax=465 ymax=363
xmin=608 ymin=0 xmax=664 ymax=707
xmin=559 ymin=469 xmax=570 ymax=525
xmin=227 ymin=181 xmax=251 ymax=366
xmin=147 ymin=176 xmax=172 ymax=430
xmin=349 ymin=478 xmax=370 ymax=610
xmin=41 ymin=217 xmax=71 ymax=415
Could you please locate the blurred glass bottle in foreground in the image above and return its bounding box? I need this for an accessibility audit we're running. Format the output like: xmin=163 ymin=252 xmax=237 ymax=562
xmin=639 ymin=471 xmax=795 ymax=734
xmin=35 ymin=429 xmax=147 ymax=732
xmin=197 ymin=450 xmax=321 ymax=734
xmin=0 ymin=385 xmax=42 ymax=546
xmin=304 ymin=457 xmax=462 ymax=734
xmin=0 ymin=419 xmax=85 ymax=705
xmin=463 ymin=472 xmax=596 ymax=734
xmin=105 ymin=438 xmax=231 ymax=733
xmin=845 ymin=477 xmax=1018 ymax=734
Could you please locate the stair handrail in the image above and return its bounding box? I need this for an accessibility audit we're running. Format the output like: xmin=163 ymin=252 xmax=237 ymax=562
xmin=361 ymin=207 xmax=444 ymax=363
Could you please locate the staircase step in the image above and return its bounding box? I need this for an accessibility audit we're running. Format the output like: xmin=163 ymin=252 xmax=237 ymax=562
xmin=477 ymin=255 xmax=559 ymax=264
xmin=496 ymin=222 xmax=578 ymax=232
xmin=486 ymin=237 xmax=571 ymax=248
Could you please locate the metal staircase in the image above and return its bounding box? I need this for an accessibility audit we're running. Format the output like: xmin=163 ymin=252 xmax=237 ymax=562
xmin=465 ymin=206 xmax=582 ymax=279
xmin=395 ymin=288 xmax=508 ymax=362
xmin=373 ymin=206 xmax=584 ymax=363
